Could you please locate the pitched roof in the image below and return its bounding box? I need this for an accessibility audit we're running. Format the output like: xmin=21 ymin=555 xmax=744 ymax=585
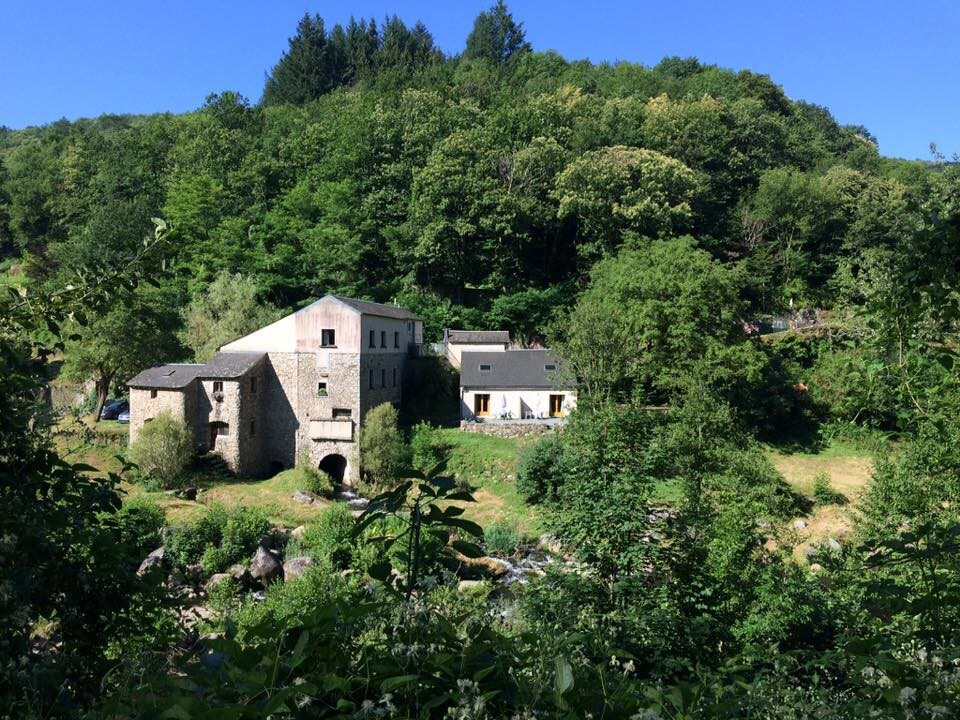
xmin=127 ymin=352 xmax=265 ymax=389
xmin=199 ymin=351 xmax=266 ymax=378
xmin=447 ymin=329 xmax=510 ymax=345
xmin=460 ymin=350 xmax=570 ymax=390
xmin=127 ymin=364 xmax=205 ymax=389
xmin=329 ymin=295 xmax=421 ymax=321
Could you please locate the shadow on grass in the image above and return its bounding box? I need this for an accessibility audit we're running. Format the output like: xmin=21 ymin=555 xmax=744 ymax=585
xmin=762 ymin=419 xmax=826 ymax=456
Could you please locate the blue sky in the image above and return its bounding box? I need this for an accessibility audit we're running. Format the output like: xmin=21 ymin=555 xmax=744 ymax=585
xmin=1 ymin=1 xmax=956 ymax=160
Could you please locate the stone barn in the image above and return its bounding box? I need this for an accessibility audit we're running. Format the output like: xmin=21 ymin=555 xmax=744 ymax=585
xmin=128 ymin=295 xmax=423 ymax=483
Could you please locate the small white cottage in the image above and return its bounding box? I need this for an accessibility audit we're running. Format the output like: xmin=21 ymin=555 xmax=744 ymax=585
xmin=459 ymin=349 xmax=576 ymax=421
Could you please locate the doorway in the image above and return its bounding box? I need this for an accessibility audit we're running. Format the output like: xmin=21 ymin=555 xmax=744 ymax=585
xmin=549 ymin=395 xmax=564 ymax=418
xmin=208 ymin=421 xmax=229 ymax=450
xmin=474 ymin=393 xmax=490 ymax=417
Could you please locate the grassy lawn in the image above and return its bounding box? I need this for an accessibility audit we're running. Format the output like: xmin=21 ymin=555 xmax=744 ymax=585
xmin=436 ymin=428 xmax=541 ymax=537
xmin=123 ymin=468 xmax=334 ymax=527
xmin=52 ymin=416 xmax=542 ymax=534
xmin=766 ymin=439 xmax=879 ymax=563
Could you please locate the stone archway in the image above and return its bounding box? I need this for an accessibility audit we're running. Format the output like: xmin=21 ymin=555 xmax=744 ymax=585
xmin=318 ymin=453 xmax=347 ymax=484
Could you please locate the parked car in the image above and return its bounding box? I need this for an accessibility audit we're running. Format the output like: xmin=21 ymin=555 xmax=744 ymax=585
xmin=100 ymin=399 xmax=129 ymax=420
xmin=117 ymin=410 xmax=131 ymax=424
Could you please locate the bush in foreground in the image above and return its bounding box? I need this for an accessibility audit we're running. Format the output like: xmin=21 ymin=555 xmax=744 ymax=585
xmin=127 ymin=412 xmax=194 ymax=489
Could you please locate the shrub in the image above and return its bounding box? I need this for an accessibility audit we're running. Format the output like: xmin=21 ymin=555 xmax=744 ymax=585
xmin=360 ymin=402 xmax=408 ymax=488
xmin=516 ymin=432 xmax=564 ymax=504
xmin=164 ymin=503 xmax=228 ymax=568
xmin=115 ymin=498 xmax=166 ymax=560
xmin=295 ymin=445 xmax=335 ymax=496
xmin=303 ymin=468 xmax=335 ymax=496
xmin=411 ymin=421 xmax=449 ymax=472
xmin=221 ymin=506 xmax=270 ymax=562
xmin=290 ymin=503 xmax=357 ymax=569
xmin=200 ymin=545 xmax=233 ymax=575
xmin=166 ymin=504 xmax=267 ymax=571
xmin=812 ymin=472 xmax=845 ymax=505
xmin=485 ymin=521 xmax=521 ymax=555
xmin=128 ymin=412 xmax=195 ymax=489
xmin=206 ymin=576 xmax=242 ymax=615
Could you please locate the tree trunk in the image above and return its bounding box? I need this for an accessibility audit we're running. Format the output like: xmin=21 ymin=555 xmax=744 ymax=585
xmin=92 ymin=375 xmax=111 ymax=423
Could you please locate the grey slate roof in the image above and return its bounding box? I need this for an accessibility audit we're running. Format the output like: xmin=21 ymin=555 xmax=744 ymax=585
xmin=460 ymin=350 xmax=569 ymax=390
xmin=199 ymin=351 xmax=266 ymax=378
xmin=127 ymin=364 xmax=205 ymax=389
xmin=127 ymin=352 xmax=265 ymax=389
xmin=447 ymin=329 xmax=510 ymax=345
xmin=329 ymin=295 xmax=421 ymax=321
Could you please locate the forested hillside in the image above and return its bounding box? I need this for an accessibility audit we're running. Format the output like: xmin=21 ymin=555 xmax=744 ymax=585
xmin=0 ymin=5 xmax=938 ymax=335
xmin=4 ymin=4 xmax=960 ymax=718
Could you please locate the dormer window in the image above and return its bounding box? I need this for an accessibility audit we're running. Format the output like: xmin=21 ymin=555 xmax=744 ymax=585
xmin=479 ymin=364 xmax=492 ymax=372
xmin=544 ymin=364 xmax=557 ymax=372
xmin=321 ymin=328 xmax=335 ymax=347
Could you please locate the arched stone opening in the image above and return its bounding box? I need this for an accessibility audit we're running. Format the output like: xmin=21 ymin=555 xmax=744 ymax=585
xmin=318 ymin=453 xmax=347 ymax=484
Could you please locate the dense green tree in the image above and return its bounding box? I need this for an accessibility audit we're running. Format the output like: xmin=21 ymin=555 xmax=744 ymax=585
xmin=262 ymin=14 xmax=346 ymax=106
xmin=554 ymin=145 xmax=698 ymax=262
xmin=359 ymin=402 xmax=408 ymax=489
xmin=63 ymin=285 xmax=184 ymax=420
xmin=557 ymin=237 xmax=758 ymax=405
xmin=181 ymin=270 xmax=282 ymax=362
xmin=463 ymin=1 xmax=531 ymax=64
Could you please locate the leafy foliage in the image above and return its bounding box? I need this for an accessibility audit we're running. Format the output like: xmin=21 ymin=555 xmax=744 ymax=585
xmin=127 ymin=411 xmax=195 ymax=488
xmin=181 ymin=270 xmax=281 ymax=362
xmin=359 ymin=402 xmax=408 ymax=489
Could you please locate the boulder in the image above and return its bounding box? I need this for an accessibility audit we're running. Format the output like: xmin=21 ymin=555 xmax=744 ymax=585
xmin=137 ymin=547 xmax=166 ymax=576
xmin=249 ymin=545 xmax=283 ymax=585
xmin=292 ymin=491 xmax=315 ymax=505
xmin=283 ymin=556 xmax=314 ymax=582
xmin=227 ymin=563 xmax=251 ymax=584
xmin=793 ymin=519 xmax=808 ymax=530
xmin=457 ymin=579 xmax=485 ymax=593
xmin=205 ymin=573 xmax=233 ymax=592
xmin=825 ymin=537 xmax=842 ymax=553
xmin=290 ymin=525 xmax=307 ymax=540
xmin=180 ymin=486 xmax=198 ymax=501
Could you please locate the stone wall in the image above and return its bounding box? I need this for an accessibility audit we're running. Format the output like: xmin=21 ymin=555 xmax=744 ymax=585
xmin=359 ymin=351 xmax=406 ymax=419
xmin=458 ymin=420 xmax=559 ymax=438
xmin=129 ymin=387 xmax=193 ymax=445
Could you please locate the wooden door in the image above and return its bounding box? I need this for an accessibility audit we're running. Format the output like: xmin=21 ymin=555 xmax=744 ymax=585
xmin=474 ymin=394 xmax=490 ymax=417
xmin=549 ymin=394 xmax=563 ymax=417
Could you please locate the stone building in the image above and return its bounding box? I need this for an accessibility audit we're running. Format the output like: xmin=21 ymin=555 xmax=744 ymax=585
xmin=127 ymin=295 xmax=423 ymax=483
xmin=459 ymin=348 xmax=576 ymax=421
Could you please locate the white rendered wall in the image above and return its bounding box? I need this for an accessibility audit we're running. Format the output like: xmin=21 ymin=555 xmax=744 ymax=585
xmin=460 ymin=389 xmax=576 ymax=420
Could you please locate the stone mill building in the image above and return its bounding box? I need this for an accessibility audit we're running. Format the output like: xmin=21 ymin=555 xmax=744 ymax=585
xmin=127 ymin=295 xmax=423 ymax=483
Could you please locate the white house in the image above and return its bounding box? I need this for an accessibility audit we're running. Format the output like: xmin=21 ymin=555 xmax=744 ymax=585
xmin=459 ymin=349 xmax=576 ymax=421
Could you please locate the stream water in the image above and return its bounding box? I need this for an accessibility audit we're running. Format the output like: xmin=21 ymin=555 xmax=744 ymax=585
xmin=332 ymin=484 xmax=370 ymax=512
